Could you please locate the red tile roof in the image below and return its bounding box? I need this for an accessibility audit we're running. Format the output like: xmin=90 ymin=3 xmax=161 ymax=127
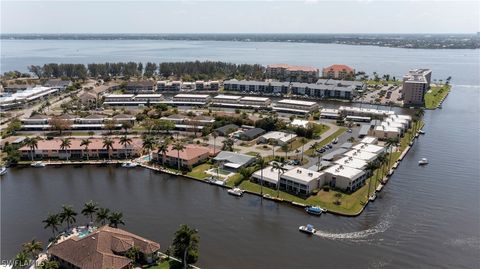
xmin=48 ymin=226 xmax=160 ymax=269
xmin=163 ymin=144 xmax=210 ymax=161
xmin=19 ymin=137 xmax=143 ymax=151
xmin=322 ymin=64 xmax=355 ymax=73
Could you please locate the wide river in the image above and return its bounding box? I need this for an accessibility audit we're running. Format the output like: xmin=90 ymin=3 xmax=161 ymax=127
xmin=1 ymin=40 xmax=479 ymax=268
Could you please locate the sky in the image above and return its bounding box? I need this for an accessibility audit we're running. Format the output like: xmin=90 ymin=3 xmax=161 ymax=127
xmin=1 ymin=0 xmax=479 ymax=34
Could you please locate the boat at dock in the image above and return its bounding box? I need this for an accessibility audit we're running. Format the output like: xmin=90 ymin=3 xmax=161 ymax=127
xmin=299 ymin=224 xmax=316 ymax=235
xmin=419 ymin=130 xmax=426 ymax=135
xmin=31 ymin=161 xmax=46 ymax=168
xmin=369 ymin=193 xmax=377 ymax=202
xmin=227 ymin=187 xmax=244 ymax=197
xmin=0 ymin=166 xmax=7 ymax=176
xmin=418 ymin=158 xmax=429 ymax=165
xmin=121 ymin=161 xmax=138 ymax=168
xmin=305 ymin=206 xmax=326 ymax=215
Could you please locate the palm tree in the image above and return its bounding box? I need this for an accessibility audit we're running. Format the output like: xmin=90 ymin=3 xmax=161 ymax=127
xmin=60 ymin=137 xmax=72 ymax=161
xmin=96 ymin=208 xmax=110 ymax=225
xmin=59 ymin=205 xmax=77 ymax=231
xmin=272 ymin=162 xmax=287 ymax=198
xmin=43 ymin=214 xmax=60 ymax=237
xmin=172 ymin=224 xmax=199 ymax=269
xmin=377 ymin=153 xmax=388 ymax=183
xmin=108 ymin=211 xmax=125 ymax=228
xmin=300 ymin=137 xmax=308 ymax=162
xmin=13 ymin=251 xmax=29 ymax=269
xmin=25 ymin=137 xmax=39 ymax=161
xmin=281 ymin=144 xmax=289 ymax=160
xmin=222 ymin=138 xmax=234 ymax=151
xmin=22 ymin=239 xmax=43 ymax=259
xmin=38 ymin=260 xmax=60 ymax=269
xmin=365 ymin=161 xmax=378 ymax=199
xmin=172 ymin=142 xmax=186 ymax=172
xmin=81 ymin=200 xmax=98 ymax=224
xmin=212 ymin=132 xmax=218 ymax=155
xmin=347 ymin=136 xmax=356 ymax=143
xmin=257 ymin=157 xmax=266 ymax=196
xmin=414 ymin=108 xmax=425 ymax=134
xmin=80 ymin=138 xmax=91 ymax=160
xmin=271 ymin=140 xmax=278 ymax=160
xmin=142 ymin=135 xmax=156 ymax=160
xmin=386 ymin=137 xmax=400 ymax=169
xmin=102 ymin=137 xmax=114 ymax=160
xmin=157 ymin=142 xmax=169 ymax=166
xmin=119 ymin=135 xmax=132 ymax=159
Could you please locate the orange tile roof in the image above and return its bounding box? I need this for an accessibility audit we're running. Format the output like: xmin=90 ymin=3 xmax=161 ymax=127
xmin=322 ymin=64 xmax=355 ymax=73
xmin=268 ymin=64 xmax=318 ymax=72
xmin=163 ymin=144 xmax=210 ymax=161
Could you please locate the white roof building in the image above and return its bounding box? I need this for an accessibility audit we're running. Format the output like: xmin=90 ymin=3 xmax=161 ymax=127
xmin=360 ymin=136 xmax=378 ymax=145
xmin=290 ymin=119 xmax=309 ymax=128
xmin=323 ymin=164 xmax=366 ymax=191
xmin=252 ymin=166 xmax=282 ymax=186
xmin=334 ymin=156 xmax=368 ymax=170
xmin=259 ymin=131 xmax=297 ymax=145
xmin=280 ymin=167 xmax=325 ymax=195
xmin=344 ymin=149 xmax=378 ymax=162
xmin=352 ymin=143 xmax=385 ymax=154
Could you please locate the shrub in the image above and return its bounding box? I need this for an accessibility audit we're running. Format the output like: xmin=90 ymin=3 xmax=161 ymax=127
xmin=322 ymin=186 xmax=330 ymax=192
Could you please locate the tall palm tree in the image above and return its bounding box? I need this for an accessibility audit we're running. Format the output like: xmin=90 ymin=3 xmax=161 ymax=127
xmin=59 ymin=205 xmax=77 ymax=231
xmin=60 ymin=137 xmax=72 ymax=161
xmin=142 ymin=135 xmax=156 ymax=160
xmin=386 ymin=137 xmax=400 ymax=169
xmin=300 ymin=137 xmax=308 ymax=162
xmin=119 ymin=135 xmax=132 ymax=159
xmin=172 ymin=142 xmax=186 ymax=172
xmin=257 ymin=157 xmax=266 ymax=196
xmin=281 ymin=144 xmax=289 ymax=160
xmin=102 ymin=137 xmax=114 ymax=160
xmin=172 ymin=224 xmax=199 ymax=269
xmin=157 ymin=142 xmax=169 ymax=166
xmin=13 ymin=251 xmax=29 ymax=269
xmin=25 ymin=137 xmax=39 ymax=161
xmin=212 ymin=132 xmax=218 ymax=155
xmin=415 ymin=108 xmax=425 ymax=134
xmin=80 ymin=138 xmax=91 ymax=160
xmin=272 ymin=162 xmax=287 ymax=198
xmin=96 ymin=208 xmax=110 ymax=226
xmin=108 ymin=211 xmax=125 ymax=228
xmin=43 ymin=214 xmax=60 ymax=237
xmin=271 ymin=140 xmax=278 ymax=160
xmin=377 ymin=153 xmax=388 ymax=183
xmin=81 ymin=200 xmax=98 ymax=224
xmin=365 ymin=161 xmax=378 ymax=199
xmin=22 ymin=239 xmax=43 ymax=259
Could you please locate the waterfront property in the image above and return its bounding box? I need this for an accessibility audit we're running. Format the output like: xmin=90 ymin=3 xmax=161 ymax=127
xmin=334 ymin=156 xmax=368 ymax=170
xmin=322 ymin=64 xmax=355 ymax=80
xmin=402 ymin=69 xmax=432 ymax=106
xmin=0 ymin=86 xmax=59 ymax=110
xmin=48 ymin=225 xmax=160 ymax=269
xmin=251 ymin=165 xmax=283 ymax=188
xmin=344 ymin=149 xmax=378 ymax=162
xmin=272 ymin=99 xmax=319 ymax=114
xmin=223 ymin=79 xmax=289 ymax=94
xmin=19 ymin=137 xmax=143 ymax=159
xmin=338 ymin=106 xmax=395 ymax=118
xmin=266 ymin=64 xmax=319 ymax=83
xmin=153 ymin=144 xmax=212 ymax=169
xmin=160 ymin=114 xmax=215 ymax=131
xmin=323 ymin=164 xmax=367 ymax=192
xmin=279 ymin=167 xmax=325 ymax=195
xmin=352 ymin=143 xmax=385 ymax=155
xmin=20 ymin=113 xmax=136 ymax=131
xmin=213 ymin=151 xmax=255 ymax=171
xmin=258 ymin=131 xmax=297 ymax=146
xmin=171 ymin=93 xmax=211 ymax=106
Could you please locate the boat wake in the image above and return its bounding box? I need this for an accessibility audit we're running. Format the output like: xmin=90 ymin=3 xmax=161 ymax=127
xmin=314 ymin=206 xmax=397 ymax=240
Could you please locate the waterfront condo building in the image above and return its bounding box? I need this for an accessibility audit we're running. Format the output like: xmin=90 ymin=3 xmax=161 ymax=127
xmin=322 ymin=64 xmax=356 ymax=80
xmin=402 ymin=69 xmax=432 ymax=106
xmin=153 ymin=144 xmax=212 ymax=169
xmin=266 ymin=64 xmax=319 ymax=83
xmin=272 ymin=99 xmax=319 ymax=114
xmin=323 ymin=164 xmax=367 ymax=192
xmin=279 ymin=167 xmax=325 ymax=195
xmin=124 ymin=81 xmax=156 ymax=93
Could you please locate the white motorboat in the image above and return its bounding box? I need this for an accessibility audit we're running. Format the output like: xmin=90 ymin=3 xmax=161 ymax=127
xmin=369 ymin=193 xmax=377 ymax=202
xmin=305 ymin=206 xmax=327 ymax=215
xmin=31 ymin=161 xmax=46 ymax=168
xmin=121 ymin=161 xmax=138 ymax=168
xmin=0 ymin=166 xmax=7 ymax=176
xmin=299 ymin=224 xmax=316 ymax=235
xmin=419 ymin=130 xmax=426 ymax=135
xmin=418 ymin=158 xmax=429 ymax=165
xmin=227 ymin=188 xmax=244 ymax=197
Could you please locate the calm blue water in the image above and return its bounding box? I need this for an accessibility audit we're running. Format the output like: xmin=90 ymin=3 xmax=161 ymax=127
xmin=1 ymin=40 xmax=479 ymax=268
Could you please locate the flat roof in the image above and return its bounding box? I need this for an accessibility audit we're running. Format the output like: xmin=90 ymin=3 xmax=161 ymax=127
xmin=281 ymin=167 xmax=324 ymax=184
xmin=322 ymin=148 xmax=348 ymax=161
xmin=105 ymin=94 xmax=134 ymax=98
xmin=240 ymin=96 xmax=270 ymax=102
xmin=261 ymin=131 xmax=297 ymax=143
xmin=135 ymin=94 xmax=163 ymax=98
xmin=352 ymin=143 xmax=384 ymax=154
xmin=360 ymin=136 xmax=377 ymax=144
xmin=252 ymin=166 xmax=281 ymax=184
xmin=277 ymin=99 xmax=317 ymax=106
xmin=174 ymin=94 xmax=210 ymax=98
xmin=214 ymin=95 xmax=242 ymax=100
xmin=344 ymin=149 xmax=377 ymax=162
xmin=334 ymin=156 xmax=368 ymax=170
xmin=324 ymin=164 xmax=365 ymax=180
xmin=290 ymin=119 xmax=309 ymax=128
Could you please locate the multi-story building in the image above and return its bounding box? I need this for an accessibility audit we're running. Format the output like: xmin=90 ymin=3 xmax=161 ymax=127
xmin=171 ymin=94 xmax=211 ymax=106
xmin=20 ymin=114 xmax=135 ymax=131
xmin=279 ymin=167 xmax=325 ymax=195
xmin=103 ymin=94 xmax=163 ymax=106
xmin=160 ymin=114 xmax=215 ymax=131
xmin=124 ymin=81 xmax=156 ymax=93
xmin=323 ymin=164 xmax=367 ymax=192
xmin=402 ymin=69 xmax=432 ymax=106
xmin=153 ymin=144 xmax=212 ymax=169
xmin=210 ymin=94 xmax=271 ymax=108
xmin=322 ymin=64 xmax=355 ymax=80
xmin=272 ymin=99 xmax=319 ymax=114
xmin=266 ymin=64 xmax=319 ymax=83
xmin=211 ymin=95 xmax=242 ymax=106
xmin=157 ymin=81 xmax=182 ymax=91
xmin=223 ymin=80 xmax=289 ymax=94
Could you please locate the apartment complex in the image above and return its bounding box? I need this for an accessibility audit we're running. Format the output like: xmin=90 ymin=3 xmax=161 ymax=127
xmin=103 ymin=94 xmax=164 ymax=106
xmin=272 ymin=99 xmax=319 ymax=114
xmin=322 ymin=64 xmax=355 ymax=80
xmin=160 ymin=114 xmax=215 ymax=131
xmin=171 ymin=94 xmax=211 ymax=105
xmin=211 ymin=94 xmax=271 ymax=108
xmin=20 ymin=114 xmax=135 ymax=131
xmin=0 ymin=86 xmax=59 ymax=110
xmin=153 ymin=144 xmax=212 ymax=169
xmin=402 ymin=69 xmax=432 ymax=106
xmin=266 ymin=64 xmax=319 ymax=83
xmin=223 ymin=79 xmax=289 ymax=94
xmin=124 ymin=81 xmax=156 ymax=93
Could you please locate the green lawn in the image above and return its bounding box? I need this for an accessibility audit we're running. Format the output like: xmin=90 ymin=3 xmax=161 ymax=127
xmin=186 ymin=163 xmax=213 ymax=180
xmin=424 ymin=85 xmax=451 ymax=109
xmin=226 ymin=173 xmax=242 ymax=187
xmin=305 ymin=128 xmax=347 ymax=157
xmin=312 ymin=123 xmax=330 ymax=136
xmin=278 ymin=137 xmax=310 ymax=152
xmin=144 ymin=260 xmax=182 ymax=269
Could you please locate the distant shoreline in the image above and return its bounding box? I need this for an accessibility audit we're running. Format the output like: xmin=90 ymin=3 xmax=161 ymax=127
xmin=1 ymin=33 xmax=479 ymax=49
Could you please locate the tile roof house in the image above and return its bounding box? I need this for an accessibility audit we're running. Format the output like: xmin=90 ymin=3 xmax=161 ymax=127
xmin=153 ymin=144 xmax=212 ymax=168
xmin=322 ymin=64 xmax=355 ymax=80
xmin=48 ymin=226 xmax=160 ymax=269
